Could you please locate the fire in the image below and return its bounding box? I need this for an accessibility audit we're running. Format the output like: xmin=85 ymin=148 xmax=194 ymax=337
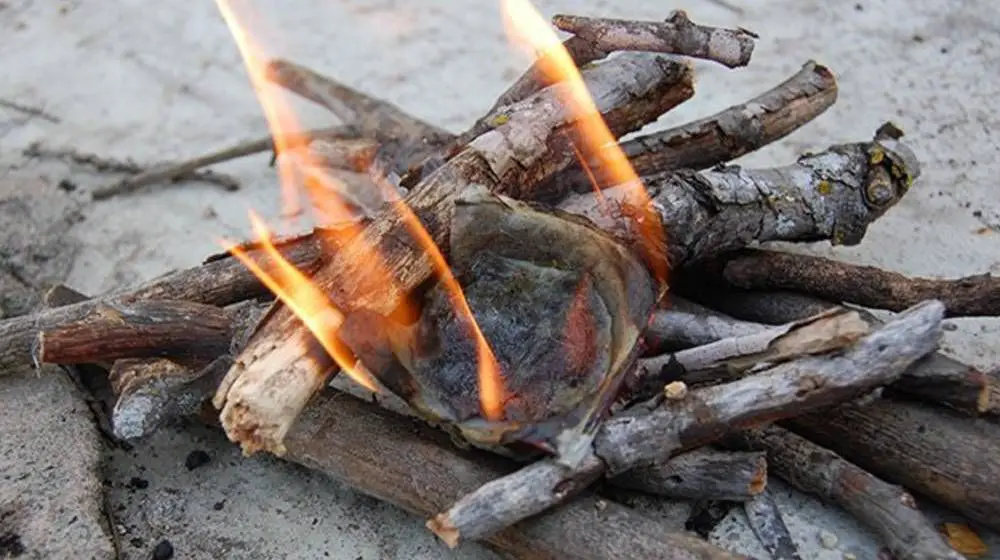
xmin=215 ymin=0 xmax=505 ymax=419
xmin=501 ymin=0 xmax=669 ymax=287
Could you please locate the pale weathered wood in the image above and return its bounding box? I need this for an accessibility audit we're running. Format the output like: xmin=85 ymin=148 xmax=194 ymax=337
xmin=743 ymin=490 xmax=802 ymax=560
xmin=429 ymin=301 xmax=944 ymax=546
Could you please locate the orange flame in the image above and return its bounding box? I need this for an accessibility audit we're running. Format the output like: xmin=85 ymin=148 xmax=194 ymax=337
xmin=222 ymin=212 xmax=379 ymax=392
xmin=501 ymin=0 xmax=668 ymax=286
xmin=215 ymin=0 xmax=505 ymax=420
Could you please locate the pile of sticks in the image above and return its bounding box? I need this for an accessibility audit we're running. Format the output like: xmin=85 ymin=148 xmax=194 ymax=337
xmin=5 ymin=10 xmax=999 ymax=560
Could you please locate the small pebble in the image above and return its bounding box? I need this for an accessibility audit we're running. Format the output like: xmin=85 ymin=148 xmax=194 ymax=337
xmin=663 ymin=381 xmax=688 ymax=400
xmin=819 ymin=529 xmax=839 ymax=549
xmin=129 ymin=476 xmax=149 ymax=490
xmin=152 ymin=539 xmax=174 ymax=560
xmin=185 ymin=450 xmax=211 ymax=470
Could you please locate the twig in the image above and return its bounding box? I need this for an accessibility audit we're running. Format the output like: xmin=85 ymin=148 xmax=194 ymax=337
xmin=610 ymin=448 xmax=767 ymax=502
xmin=544 ymin=61 xmax=839 ymax=197
xmin=0 ymin=98 xmax=61 ymax=123
xmin=638 ymin=307 xmax=869 ymax=389
xmin=22 ymin=142 xmax=241 ymax=197
xmin=643 ymin=297 xmax=773 ymax=351
xmin=742 ymin=490 xmax=803 ymax=560
xmin=428 ymin=301 xmax=944 ymax=547
xmin=722 ymin=249 xmax=1000 ymax=317
xmin=552 ymin=11 xmax=757 ymax=68
xmin=723 ymin=425 xmax=965 ymax=560
xmin=674 ymin=287 xmax=1000 ymax=416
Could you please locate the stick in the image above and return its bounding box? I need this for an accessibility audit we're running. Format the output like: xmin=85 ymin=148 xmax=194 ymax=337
xmin=278 ymin=390 xmax=749 ymax=560
xmin=638 ymin=307 xmax=869 ymax=389
xmin=544 ymin=61 xmax=838 ymax=196
xmin=742 ymin=490 xmax=802 ymax=560
xmin=643 ymin=298 xmax=774 ymax=351
xmin=721 ymin=249 xmax=1000 ymax=317
xmin=556 ymin=126 xmax=919 ymax=267
xmin=677 ymin=288 xmax=1000 ymax=416
xmin=723 ymin=425 xmax=965 ymax=560
xmin=215 ymin=52 xmax=695 ymax=456
xmin=785 ymin=399 xmax=1000 ymax=534
xmin=552 ymin=11 xmax=757 ymax=68
xmin=21 ymin=143 xmax=241 ymax=197
xmin=610 ymin=449 xmax=767 ymax=502
xmin=429 ymin=301 xmax=944 ymax=546
xmin=0 ymin=98 xmax=61 ymax=123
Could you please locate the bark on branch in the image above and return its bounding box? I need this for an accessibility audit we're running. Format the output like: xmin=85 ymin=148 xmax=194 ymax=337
xmin=722 ymin=249 xmax=1000 ymax=317
xmin=610 ymin=448 xmax=767 ymax=502
xmin=723 ymin=425 xmax=964 ymax=560
xmin=552 ymin=12 xmax=758 ymax=68
xmin=429 ymin=301 xmax=944 ymax=547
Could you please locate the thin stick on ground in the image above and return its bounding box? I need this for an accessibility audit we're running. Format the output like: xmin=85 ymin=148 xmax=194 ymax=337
xmin=428 ymin=301 xmax=944 ymax=547
xmin=743 ymin=490 xmax=802 ymax=560
xmin=552 ymin=11 xmax=757 ymax=68
xmin=544 ymin=61 xmax=839 ymax=197
xmin=723 ymin=425 xmax=965 ymax=560
xmin=722 ymin=249 xmax=1000 ymax=317
xmin=21 ymin=143 xmax=242 ymax=197
xmin=0 ymin=98 xmax=61 ymax=123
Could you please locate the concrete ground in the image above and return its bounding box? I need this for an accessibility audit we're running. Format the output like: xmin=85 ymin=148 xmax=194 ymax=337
xmin=2 ymin=0 xmax=998 ymax=558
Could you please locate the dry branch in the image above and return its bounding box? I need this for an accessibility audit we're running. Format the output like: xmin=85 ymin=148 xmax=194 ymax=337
xmin=610 ymin=448 xmax=766 ymax=502
xmin=722 ymin=249 xmax=1000 ymax=317
xmin=644 ymin=297 xmax=768 ymax=351
xmin=785 ymin=400 xmax=1000 ymax=534
xmin=545 ymin=61 xmax=838 ymax=196
xmin=429 ymin=301 xmax=944 ymax=546
xmin=677 ymin=288 xmax=1000 ymax=416
xmin=557 ymin=127 xmax=918 ymax=266
xmin=742 ymin=490 xmax=802 ymax=560
xmin=36 ymin=300 xmax=234 ymax=365
xmin=215 ymin=52 xmax=695 ymax=456
xmin=724 ymin=425 xmax=964 ymax=560
xmin=552 ymin=11 xmax=757 ymax=68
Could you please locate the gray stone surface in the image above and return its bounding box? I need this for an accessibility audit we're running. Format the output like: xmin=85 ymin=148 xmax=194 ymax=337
xmin=2 ymin=0 xmax=999 ymax=558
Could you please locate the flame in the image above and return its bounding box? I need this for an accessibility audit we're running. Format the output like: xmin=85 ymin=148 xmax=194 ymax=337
xmin=501 ymin=0 xmax=668 ymax=286
xmin=222 ymin=212 xmax=378 ymax=392
xmin=215 ymin=0 xmax=505 ymax=420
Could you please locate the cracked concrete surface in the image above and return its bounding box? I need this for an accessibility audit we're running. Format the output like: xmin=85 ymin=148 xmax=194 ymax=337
xmin=2 ymin=0 xmax=999 ymax=558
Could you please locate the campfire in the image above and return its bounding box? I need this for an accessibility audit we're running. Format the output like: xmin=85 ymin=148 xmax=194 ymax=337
xmin=4 ymin=1 xmax=998 ymax=558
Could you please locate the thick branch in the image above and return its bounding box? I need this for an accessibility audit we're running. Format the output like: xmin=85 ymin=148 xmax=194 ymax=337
xmin=643 ymin=297 xmax=767 ymax=351
xmin=281 ymin=391 xmax=747 ymax=560
xmin=430 ymin=301 xmax=944 ymax=546
xmin=216 ymin=53 xmax=694 ymax=455
xmin=724 ymin=425 xmax=964 ymax=560
xmin=545 ymin=61 xmax=838 ymax=196
xmin=557 ymin=128 xmax=919 ymax=267
xmin=785 ymin=399 xmax=1000 ymax=534
xmin=552 ymin=12 xmax=756 ymax=68
xmin=722 ymin=249 xmax=1000 ymax=317
xmin=610 ymin=448 xmax=767 ymax=502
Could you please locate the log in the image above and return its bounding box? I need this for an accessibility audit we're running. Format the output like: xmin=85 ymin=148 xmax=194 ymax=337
xmin=552 ymin=11 xmax=758 ymax=68
xmin=428 ymin=301 xmax=944 ymax=546
xmin=545 ymin=61 xmax=838 ymax=197
xmin=214 ymin=52 xmax=695 ymax=455
xmin=610 ymin=448 xmax=767 ymax=502
xmin=785 ymin=400 xmax=1000 ymax=534
xmin=724 ymin=425 xmax=964 ymax=560
xmin=35 ymin=299 xmax=234 ymax=365
xmin=279 ymin=390 xmax=750 ymax=560
xmin=557 ymin=127 xmax=918 ymax=266
xmin=677 ymin=288 xmax=1000 ymax=416
xmin=721 ymin=249 xmax=1000 ymax=317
